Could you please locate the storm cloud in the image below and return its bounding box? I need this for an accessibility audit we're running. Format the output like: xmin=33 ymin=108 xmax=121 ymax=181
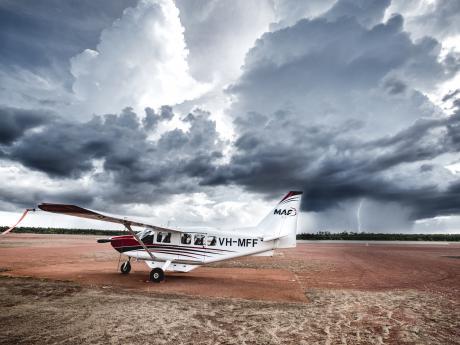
xmin=1 ymin=0 xmax=460 ymax=232
xmin=202 ymin=0 xmax=460 ymax=229
xmin=0 ymin=106 xmax=52 ymax=145
xmin=0 ymin=106 xmax=224 ymax=208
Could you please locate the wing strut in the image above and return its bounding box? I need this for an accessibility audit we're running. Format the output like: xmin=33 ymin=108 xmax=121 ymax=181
xmin=123 ymin=222 xmax=156 ymax=261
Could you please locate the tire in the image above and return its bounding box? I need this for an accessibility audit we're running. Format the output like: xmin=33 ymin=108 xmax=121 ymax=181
xmin=150 ymin=268 xmax=165 ymax=283
xmin=120 ymin=261 xmax=131 ymax=274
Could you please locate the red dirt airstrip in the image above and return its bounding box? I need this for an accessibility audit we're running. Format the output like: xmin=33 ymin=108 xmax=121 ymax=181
xmin=0 ymin=234 xmax=459 ymax=302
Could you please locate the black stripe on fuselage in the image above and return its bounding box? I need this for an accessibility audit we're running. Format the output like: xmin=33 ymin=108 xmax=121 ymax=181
xmin=113 ymin=243 xmax=235 ymax=255
xmin=115 ymin=240 xmax=235 ymax=253
xmin=155 ymin=243 xmax=235 ymax=253
xmin=118 ymin=247 xmax=203 ymax=259
xmin=114 ymin=245 xmax=221 ymax=257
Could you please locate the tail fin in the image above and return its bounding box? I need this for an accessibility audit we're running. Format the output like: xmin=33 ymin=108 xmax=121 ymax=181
xmin=256 ymin=191 xmax=303 ymax=248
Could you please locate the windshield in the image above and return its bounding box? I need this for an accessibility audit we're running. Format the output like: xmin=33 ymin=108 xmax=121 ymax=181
xmin=137 ymin=229 xmax=150 ymax=240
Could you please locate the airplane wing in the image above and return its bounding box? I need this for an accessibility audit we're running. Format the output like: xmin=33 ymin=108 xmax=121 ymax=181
xmin=37 ymin=203 xmax=179 ymax=233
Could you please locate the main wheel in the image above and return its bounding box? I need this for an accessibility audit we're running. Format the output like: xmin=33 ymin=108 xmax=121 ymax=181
xmin=120 ymin=261 xmax=131 ymax=274
xmin=149 ymin=268 xmax=165 ymax=283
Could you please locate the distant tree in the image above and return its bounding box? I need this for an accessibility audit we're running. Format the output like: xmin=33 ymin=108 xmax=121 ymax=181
xmin=296 ymin=232 xmax=460 ymax=241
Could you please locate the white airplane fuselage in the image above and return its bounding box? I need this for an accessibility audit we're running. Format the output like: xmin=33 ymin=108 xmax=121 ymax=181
xmin=39 ymin=191 xmax=303 ymax=280
xmin=109 ymin=230 xmax=279 ymax=272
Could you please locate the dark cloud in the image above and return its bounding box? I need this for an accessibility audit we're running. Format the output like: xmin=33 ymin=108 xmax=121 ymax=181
xmin=0 ymin=185 xmax=94 ymax=211
xmin=159 ymin=105 xmax=174 ymax=121
xmin=202 ymin=6 xmax=460 ymax=228
xmin=443 ymin=51 xmax=460 ymax=75
xmin=232 ymin=14 xmax=445 ymax=136
xmin=383 ymin=77 xmax=407 ymax=95
xmin=205 ymin=108 xmax=460 ymax=218
xmin=143 ymin=107 xmax=161 ymax=131
xmin=0 ymin=106 xmax=53 ymax=144
xmin=0 ymin=106 xmax=223 ymax=208
xmin=442 ymin=89 xmax=460 ymax=103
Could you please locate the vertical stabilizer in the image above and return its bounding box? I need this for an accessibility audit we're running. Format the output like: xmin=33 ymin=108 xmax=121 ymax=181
xmin=256 ymin=191 xmax=303 ymax=248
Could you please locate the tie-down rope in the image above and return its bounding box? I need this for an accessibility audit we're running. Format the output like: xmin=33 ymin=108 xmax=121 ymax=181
xmin=1 ymin=208 xmax=35 ymax=236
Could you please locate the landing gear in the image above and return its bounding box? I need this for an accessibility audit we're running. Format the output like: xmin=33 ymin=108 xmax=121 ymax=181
xmin=149 ymin=267 xmax=165 ymax=283
xmin=120 ymin=260 xmax=131 ymax=274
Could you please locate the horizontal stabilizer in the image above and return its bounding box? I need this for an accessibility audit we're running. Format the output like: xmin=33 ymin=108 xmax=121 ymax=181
xmin=262 ymin=234 xmax=288 ymax=242
xmin=251 ymin=250 xmax=274 ymax=257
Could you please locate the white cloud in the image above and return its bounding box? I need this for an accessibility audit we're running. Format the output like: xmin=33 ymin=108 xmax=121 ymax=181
xmin=386 ymin=0 xmax=460 ymax=42
xmin=176 ymin=0 xmax=275 ymax=84
xmin=414 ymin=215 xmax=460 ymax=233
xmin=121 ymin=186 xmax=273 ymax=230
xmin=174 ymin=0 xmax=276 ymax=139
xmin=0 ymin=68 xmax=72 ymax=111
xmin=270 ymin=0 xmax=336 ymax=30
xmin=70 ymin=0 xmax=209 ymax=116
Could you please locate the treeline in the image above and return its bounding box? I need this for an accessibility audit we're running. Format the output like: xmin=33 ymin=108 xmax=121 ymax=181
xmin=297 ymin=231 xmax=460 ymax=241
xmin=2 ymin=227 xmax=459 ymax=241
xmin=0 ymin=226 xmax=126 ymax=236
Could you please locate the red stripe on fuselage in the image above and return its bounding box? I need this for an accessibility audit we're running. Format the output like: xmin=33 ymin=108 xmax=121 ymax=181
xmin=114 ymin=244 xmax=214 ymax=257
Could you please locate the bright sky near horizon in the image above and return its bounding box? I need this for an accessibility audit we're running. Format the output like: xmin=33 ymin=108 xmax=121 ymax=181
xmin=0 ymin=0 xmax=460 ymax=233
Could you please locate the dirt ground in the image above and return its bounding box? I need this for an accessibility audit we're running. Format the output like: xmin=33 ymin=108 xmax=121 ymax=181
xmin=0 ymin=234 xmax=459 ymax=344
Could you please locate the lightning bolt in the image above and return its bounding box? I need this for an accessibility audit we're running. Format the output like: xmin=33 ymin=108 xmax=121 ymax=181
xmin=357 ymin=198 xmax=364 ymax=232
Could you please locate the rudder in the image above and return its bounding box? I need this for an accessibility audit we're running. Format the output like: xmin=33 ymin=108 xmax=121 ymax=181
xmin=256 ymin=191 xmax=303 ymax=248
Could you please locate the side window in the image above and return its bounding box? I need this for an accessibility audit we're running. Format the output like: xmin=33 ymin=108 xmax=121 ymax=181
xmin=206 ymin=236 xmax=216 ymax=246
xmin=181 ymin=233 xmax=191 ymax=245
xmin=162 ymin=232 xmax=171 ymax=243
xmin=156 ymin=232 xmax=171 ymax=243
xmin=194 ymin=234 xmax=205 ymax=246
xmin=156 ymin=232 xmax=163 ymax=243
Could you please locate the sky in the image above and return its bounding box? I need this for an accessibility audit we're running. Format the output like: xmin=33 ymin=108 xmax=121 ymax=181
xmin=0 ymin=0 xmax=460 ymax=233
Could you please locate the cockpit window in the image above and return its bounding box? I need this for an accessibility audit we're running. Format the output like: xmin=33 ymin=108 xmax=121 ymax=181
xmin=137 ymin=229 xmax=149 ymax=239
xmin=194 ymin=234 xmax=205 ymax=246
xmin=181 ymin=233 xmax=191 ymax=245
xmin=138 ymin=229 xmax=154 ymax=244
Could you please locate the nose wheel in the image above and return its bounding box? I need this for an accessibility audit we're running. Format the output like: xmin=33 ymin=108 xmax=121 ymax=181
xmin=150 ymin=268 xmax=165 ymax=283
xmin=120 ymin=260 xmax=131 ymax=274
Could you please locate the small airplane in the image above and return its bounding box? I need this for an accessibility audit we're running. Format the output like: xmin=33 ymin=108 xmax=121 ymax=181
xmin=37 ymin=191 xmax=303 ymax=282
